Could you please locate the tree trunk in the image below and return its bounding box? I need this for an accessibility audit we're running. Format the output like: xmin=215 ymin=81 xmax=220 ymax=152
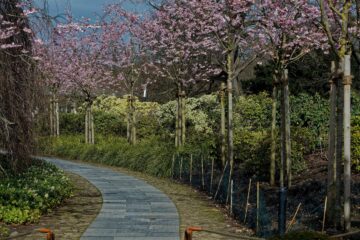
xmin=49 ymin=97 xmax=54 ymax=136
xmin=280 ymin=82 xmax=285 ymax=189
xmin=280 ymin=69 xmax=291 ymax=188
xmin=327 ymin=61 xmax=338 ymax=226
xmin=177 ymin=86 xmax=182 ymax=147
xmin=85 ymin=105 xmax=88 ymax=143
xmin=220 ymin=82 xmax=226 ymax=168
xmin=284 ymin=70 xmax=291 ymax=187
xmin=227 ymin=51 xmax=234 ymax=203
xmin=54 ymin=95 xmax=60 ymax=137
xmin=175 ymin=94 xmax=179 ymax=147
xmin=127 ymin=94 xmax=136 ymax=145
xmin=335 ymin=59 xmax=344 ymax=229
xmin=91 ymin=107 xmax=94 ymax=144
xmin=127 ymin=96 xmax=131 ymax=143
xmin=270 ymin=83 xmax=278 ymax=186
xmin=181 ymin=90 xmax=186 ymax=145
xmin=85 ymin=102 xmax=94 ymax=144
xmin=131 ymin=95 xmax=136 ymax=145
xmin=343 ymin=55 xmax=352 ymax=231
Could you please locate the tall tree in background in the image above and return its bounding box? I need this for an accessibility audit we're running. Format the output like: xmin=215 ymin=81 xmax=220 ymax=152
xmin=319 ymin=0 xmax=354 ymax=231
xmin=35 ymin=37 xmax=65 ymax=137
xmin=0 ymin=1 xmax=37 ymax=173
xmin=141 ymin=0 xmax=221 ymax=148
xmin=51 ymin=20 xmax=117 ymax=144
xmin=257 ymin=0 xmax=328 ymax=188
xmin=102 ymin=5 xmax=151 ymax=144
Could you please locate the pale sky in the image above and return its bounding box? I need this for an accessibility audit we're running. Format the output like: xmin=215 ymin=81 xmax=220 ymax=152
xmin=37 ymin=0 xmax=151 ymax=21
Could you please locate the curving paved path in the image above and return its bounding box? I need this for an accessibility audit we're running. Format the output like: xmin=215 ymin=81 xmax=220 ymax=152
xmin=39 ymin=157 xmax=180 ymax=240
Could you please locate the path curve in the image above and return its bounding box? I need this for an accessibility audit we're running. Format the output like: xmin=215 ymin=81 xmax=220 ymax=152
xmin=40 ymin=157 xmax=180 ymax=240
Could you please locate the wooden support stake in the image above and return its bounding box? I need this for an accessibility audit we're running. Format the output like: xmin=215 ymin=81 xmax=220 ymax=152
xmin=256 ymin=182 xmax=260 ymax=234
xmin=322 ymin=196 xmax=328 ymax=233
xmin=210 ymin=156 xmax=214 ymax=194
xmin=214 ymin=161 xmax=228 ymax=200
xmin=201 ymin=154 xmax=205 ymax=189
xmin=286 ymin=203 xmax=302 ymax=233
xmin=171 ymin=154 xmax=175 ymax=179
xmin=244 ymin=178 xmax=252 ymax=223
xmin=190 ymin=154 xmax=193 ymax=184
xmin=180 ymin=156 xmax=183 ymax=180
xmin=230 ymin=179 xmax=234 ymax=216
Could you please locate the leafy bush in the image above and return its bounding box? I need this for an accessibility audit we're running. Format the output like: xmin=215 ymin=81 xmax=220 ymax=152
xmin=60 ymin=95 xmax=160 ymax=137
xmin=352 ymin=115 xmax=360 ymax=171
xmin=0 ymin=160 xmax=73 ymax=224
xmin=60 ymin=112 xmax=85 ymax=134
xmin=234 ymin=92 xmax=272 ymax=130
xmin=157 ymin=94 xmax=219 ymax=139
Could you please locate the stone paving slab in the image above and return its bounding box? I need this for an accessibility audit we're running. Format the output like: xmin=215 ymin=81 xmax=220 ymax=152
xmin=40 ymin=157 xmax=180 ymax=240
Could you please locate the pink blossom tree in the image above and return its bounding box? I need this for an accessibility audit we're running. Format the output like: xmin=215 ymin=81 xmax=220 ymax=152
xmin=140 ymin=0 xmax=223 ymax=148
xmin=50 ymin=20 xmax=118 ymax=144
xmin=318 ymin=0 xmax=355 ymax=230
xmin=101 ymin=4 xmax=152 ymax=144
xmin=34 ymin=37 xmax=66 ymax=137
xmin=256 ymin=0 xmax=328 ymax=188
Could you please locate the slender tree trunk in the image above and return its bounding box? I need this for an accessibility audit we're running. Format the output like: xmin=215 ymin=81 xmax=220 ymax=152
xmin=227 ymin=51 xmax=234 ymax=203
xmin=177 ymin=86 xmax=183 ymax=147
xmin=270 ymin=82 xmax=278 ymax=186
xmin=176 ymin=85 xmax=185 ymax=148
xmin=49 ymin=97 xmax=54 ymax=136
xmin=220 ymin=82 xmax=226 ymax=168
xmin=284 ymin=70 xmax=291 ymax=187
xmin=181 ymin=90 xmax=186 ymax=145
xmin=233 ymin=75 xmax=243 ymax=97
xmin=280 ymin=80 xmax=285 ymax=189
xmin=178 ymin=93 xmax=182 ymax=147
xmin=50 ymin=94 xmax=60 ymax=137
xmin=90 ymin=107 xmax=94 ymax=144
xmin=327 ymin=61 xmax=338 ymax=226
xmin=85 ymin=102 xmax=94 ymax=144
xmin=280 ymin=69 xmax=291 ymax=188
xmin=127 ymin=93 xmax=136 ymax=145
xmin=55 ymin=99 xmax=59 ymax=136
xmin=343 ymin=55 xmax=352 ymax=231
xmin=127 ymin=96 xmax=131 ymax=143
xmin=335 ymin=59 xmax=344 ymax=229
xmin=131 ymin=95 xmax=136 ymax=145
xmin=85 ymin=105 xmax=88 ymax=143
xmin=175 ymin=94 xmax=179 ymax=147
xmin=127 ymin=113 xmax=130 ymax=142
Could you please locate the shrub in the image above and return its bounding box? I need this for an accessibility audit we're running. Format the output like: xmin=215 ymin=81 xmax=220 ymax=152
xmin=40 ymin=135 xmax=176 ymax=178
xmin=0 ymin=160 xmax=73 ymax=224
xmin=60 ymin=112 xmax=84 ymax=134
xmin=352 ymin=115 xmax=360 ymax=171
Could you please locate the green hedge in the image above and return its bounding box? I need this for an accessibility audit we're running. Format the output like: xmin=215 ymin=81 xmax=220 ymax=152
xmin=353 ymin=116 xmax=360 ymax=171
xmin=53 ymin=92 xmax=360 ymax=178
xmin=39 ymin=135 xmax=176 ymax=178
xmin=0 ymin=159 xmax=73 ymax=224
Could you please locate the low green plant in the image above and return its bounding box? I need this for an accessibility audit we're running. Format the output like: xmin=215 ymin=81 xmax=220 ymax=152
xmin=0 ymin=160 xmax=73 ymax=224
xmin=40 ymin=135 xmax=176 ymax=178
xmin=352 ymin=115 xmax=360 ymax=171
